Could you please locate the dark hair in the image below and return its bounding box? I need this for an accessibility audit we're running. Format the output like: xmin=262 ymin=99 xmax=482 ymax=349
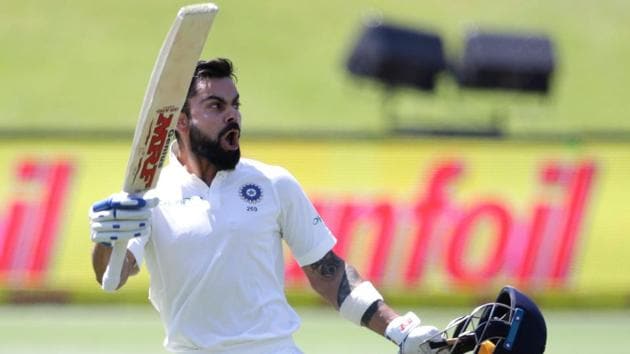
xmin=181 ymin=58 xmax=237 ymax=118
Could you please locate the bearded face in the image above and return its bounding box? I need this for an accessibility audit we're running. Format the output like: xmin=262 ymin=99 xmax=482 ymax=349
xmin=189 ymin=121 xmax=241 ymax=171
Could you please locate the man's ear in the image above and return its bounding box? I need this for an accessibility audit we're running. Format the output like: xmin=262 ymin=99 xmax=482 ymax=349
xmin=176 ymin=112 xmax=189 ymax=134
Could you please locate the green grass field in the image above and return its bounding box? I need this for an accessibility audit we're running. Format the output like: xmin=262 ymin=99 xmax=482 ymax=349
xmin=1 ymin=305 xmax=629 ymax=353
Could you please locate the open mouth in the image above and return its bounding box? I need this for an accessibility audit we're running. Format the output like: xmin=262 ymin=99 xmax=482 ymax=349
xmin=220 ymin=128 xmax=240 ymax=151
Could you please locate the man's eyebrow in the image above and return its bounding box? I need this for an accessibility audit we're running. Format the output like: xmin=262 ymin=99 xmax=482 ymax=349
xmin=201 ymin=94 xmax=240 ymax=104
xmin=201 ymin=95 xmax=227 ymax=104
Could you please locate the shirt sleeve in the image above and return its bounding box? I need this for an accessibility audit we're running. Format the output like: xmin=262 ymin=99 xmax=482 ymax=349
xmin=274 ymin=169 xmax=336 ymax=267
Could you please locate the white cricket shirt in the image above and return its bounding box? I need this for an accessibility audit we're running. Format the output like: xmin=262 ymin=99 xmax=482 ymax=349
xmin=128 ymin=151 xmax=336 ymax=353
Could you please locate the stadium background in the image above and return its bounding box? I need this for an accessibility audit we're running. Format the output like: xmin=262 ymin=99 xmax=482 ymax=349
xmin=2 ymin=0 xmax=630 ymax=353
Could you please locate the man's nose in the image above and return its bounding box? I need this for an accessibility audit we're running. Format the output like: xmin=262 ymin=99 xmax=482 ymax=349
xmin=224 ymin=107 xmax=240 ymax=124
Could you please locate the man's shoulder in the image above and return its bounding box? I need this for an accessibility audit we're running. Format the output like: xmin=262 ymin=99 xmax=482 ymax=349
xmin=236 ymin=158 xmax=305 ymax=200
xmin=237 ymin=158 xmax=291 ymax=181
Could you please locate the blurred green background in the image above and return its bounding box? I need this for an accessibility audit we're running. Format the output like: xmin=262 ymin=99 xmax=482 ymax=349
xmin=2 ymin=0 xmax=629 ymax=137
xmin=2 ymin=1 xmax=630 ymax=353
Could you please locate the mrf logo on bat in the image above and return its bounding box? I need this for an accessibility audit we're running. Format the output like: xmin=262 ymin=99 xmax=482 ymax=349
xmin=138 ymin=105 xmax=178 ymax=189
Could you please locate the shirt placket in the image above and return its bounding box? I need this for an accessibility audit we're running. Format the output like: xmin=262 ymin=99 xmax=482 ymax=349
xmin=207 ymin=172 xmax=226 ymax=209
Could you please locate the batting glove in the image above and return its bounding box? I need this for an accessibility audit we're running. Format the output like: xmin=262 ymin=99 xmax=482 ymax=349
xmin=89 ymin=192 xmax=159 ymax=245
xmin=386 ymin=312 xmax=448 ymax=354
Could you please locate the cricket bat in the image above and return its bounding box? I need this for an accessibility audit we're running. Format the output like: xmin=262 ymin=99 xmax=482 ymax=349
xmin=101 ymin=3 xmax=219 ymax=292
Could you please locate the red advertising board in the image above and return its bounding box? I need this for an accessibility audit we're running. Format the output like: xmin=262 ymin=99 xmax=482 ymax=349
xmin=1 ymin=139 xmax=629 ymax=303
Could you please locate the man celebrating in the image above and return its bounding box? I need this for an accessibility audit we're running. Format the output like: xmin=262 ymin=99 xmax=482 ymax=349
xmin=90 ymin=58 xmax=445 ymax=354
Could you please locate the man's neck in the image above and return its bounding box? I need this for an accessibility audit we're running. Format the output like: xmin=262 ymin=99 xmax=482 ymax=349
xmin=176 ymin=146 xmax=218 ymax=186
xmin=197 ymin=158 xmax=219 ymax=186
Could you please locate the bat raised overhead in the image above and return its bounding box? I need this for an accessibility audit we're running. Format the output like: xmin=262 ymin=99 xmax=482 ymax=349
xmin=101 ymin=3 xmax=219 ymax=292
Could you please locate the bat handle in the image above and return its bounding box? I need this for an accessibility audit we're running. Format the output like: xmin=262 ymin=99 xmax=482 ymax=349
xmin=101 ymin=241 xmax=128 ymax=292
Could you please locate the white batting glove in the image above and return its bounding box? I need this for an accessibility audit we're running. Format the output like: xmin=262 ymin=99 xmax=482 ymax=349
xmin=89 ymin=192 xmax=158 ymax=245
xmin=385 ymin=312 xmax=448 ymax=354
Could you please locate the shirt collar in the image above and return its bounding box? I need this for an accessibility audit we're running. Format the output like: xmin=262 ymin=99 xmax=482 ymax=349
xmin=168 ymin=141 xmax=237 ymax=189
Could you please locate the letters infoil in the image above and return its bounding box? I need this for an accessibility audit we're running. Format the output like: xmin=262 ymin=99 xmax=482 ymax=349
xmin=287 ymin=159 xmax=597 ymax=290
xmin=0 ymin=157 xmax=597 ymax=290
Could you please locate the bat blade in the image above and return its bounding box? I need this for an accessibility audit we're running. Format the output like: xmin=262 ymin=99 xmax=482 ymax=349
xmin=101 ymin=3 xmax=218 ymax=292
xmin=124 ymin=3 xmax=219 ymax=195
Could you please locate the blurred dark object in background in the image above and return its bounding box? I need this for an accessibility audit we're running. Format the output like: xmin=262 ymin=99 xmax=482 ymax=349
xmin=346 ymin=22 xmax=446 ymax=91
xmin=345 ymin=21 xmax=557 ymax=137
xmin=455 ymin=31 xmax=555 ymax=94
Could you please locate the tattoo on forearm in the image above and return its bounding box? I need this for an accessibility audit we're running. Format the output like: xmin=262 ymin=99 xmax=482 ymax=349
xmin=309 ymin=251 xmax=365 ymax=308
xmin=309 ymin=251 xmax=342 ymax=279
xmin=337 ymin=264 xmax=362 ymax=307
xmin=337 ymin=273 xmax=350 ymax=307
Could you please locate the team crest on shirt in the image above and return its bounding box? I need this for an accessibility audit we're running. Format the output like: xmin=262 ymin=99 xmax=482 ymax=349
xmin=240 ymin=183 xmax=263 ymax=204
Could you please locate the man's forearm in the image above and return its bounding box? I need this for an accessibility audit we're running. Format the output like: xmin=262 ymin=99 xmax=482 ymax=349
xmin=303 ymin=251 xmax=399 ymax=336
xmin=362 ymin=300 xmax=400 ymax=335
xmin=91 ymin=243 xmax=138 ymax=289
xmin=303 ymin=251 xmax=360 ymax=309
xmin=92 ymin=243 xmax=113 ymax=284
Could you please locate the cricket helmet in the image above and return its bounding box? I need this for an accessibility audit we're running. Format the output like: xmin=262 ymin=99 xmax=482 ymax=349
xmin=436 ymin=286 xmax=547 ymax=354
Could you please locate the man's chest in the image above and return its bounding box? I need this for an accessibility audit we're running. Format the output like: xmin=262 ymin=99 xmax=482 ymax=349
xmin=152 ymin=181 xmax=281 ymax=252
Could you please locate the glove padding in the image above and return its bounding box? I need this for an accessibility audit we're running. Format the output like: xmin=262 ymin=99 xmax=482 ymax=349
xmin=401 ymin=325 xmax=447 ymax=354
xmin=386 ymin=312 xmax=448 ymax=354
xmin=89 ymin=192 xmax=158 ymax=244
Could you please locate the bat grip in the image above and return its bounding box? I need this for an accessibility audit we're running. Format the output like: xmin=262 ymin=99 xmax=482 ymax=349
xmin=101 ymin=241 xmax=127 ymax=292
